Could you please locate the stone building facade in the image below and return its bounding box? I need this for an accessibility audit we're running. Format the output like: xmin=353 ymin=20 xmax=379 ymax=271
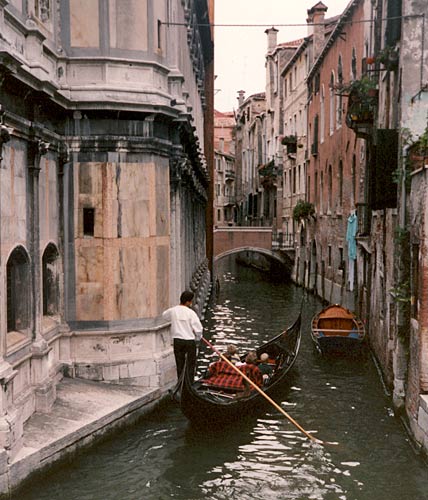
xmin=232 ymin=0 xmax=428 ymax=456
xmin=264 ymin=30 xmax=302 ymax=243
xmin=234 ymin=91 xmax=266 ymax=226
xmin=304 ymin=0 xmax=366 ymax=308
xmin=0 ymin=0 xmax=213 ymax=469
xmin=214 ymin=109 xmax=236 ymax=226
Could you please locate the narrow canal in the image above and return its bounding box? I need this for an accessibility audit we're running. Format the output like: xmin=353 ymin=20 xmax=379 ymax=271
xmin=15 ymin=256 xmax=428 ymax=500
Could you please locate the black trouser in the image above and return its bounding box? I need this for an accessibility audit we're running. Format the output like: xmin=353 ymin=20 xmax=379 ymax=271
xmin=173 ymin=338 xmax=197 ymax=380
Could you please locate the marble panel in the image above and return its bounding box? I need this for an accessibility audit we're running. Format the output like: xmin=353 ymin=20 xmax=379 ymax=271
xmin=70 ymin=0 xmax=100 ymax=48
xmin=156 ymin=245 xmax=169 ymax=314
xmin=102 ymin=365 xmax=120 ymax=381
xmin=17 ymin=218 xmax=26 ymax=242
xmin=109 ymin=335 xmax=151 ymax=358
xmin=116 ymin=163 xmax=151 ymax=201
xmin=107 ymin=65 xmax=151 ymax=85
xmin=78 ymin=163 xmax=104 ymax=196
xmin=119 ymin=364 xmax=130 ymax=379
xmin=109 ymin=0 xmax=148 ymax=51
xmin=75 ymin=283 xmax=104 ymax=321
xmin=11 ymin=361 xmax=30 ymax=402
xmin=115 ymin=281 xmax=150 ymax=319
xmin=127 ymin=360 xmax=156 ymax=378
xmin=14 ymin=177 xmax=26 ymax=198
xmin=1 ymin=185 xmax=12 ymax=217
xmin=155 ymin=165 xmax=169 ymax=237
xmin=68 ymin=64 xmax=104 ymax=84
xmin=14 ymin=196 xmax=26 ymax=220
xmin=77 ymin=245 xmax=105 ymax=284
xmin=119 ymin=199 xmax=150 ymax=238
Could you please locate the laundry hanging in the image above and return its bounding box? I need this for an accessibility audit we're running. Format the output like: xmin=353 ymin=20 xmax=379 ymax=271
xmin=346 ymin=212 xmax=358 ymax=291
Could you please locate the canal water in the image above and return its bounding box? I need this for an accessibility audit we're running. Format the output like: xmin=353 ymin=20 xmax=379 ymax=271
xmin=15 ymin=256 xmax=428 ymax=500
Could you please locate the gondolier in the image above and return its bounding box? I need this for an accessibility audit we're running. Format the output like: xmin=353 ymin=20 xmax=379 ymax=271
xmin=162 ymin=290 xmax=203 ymax=381
xmin=177 ymin=313 xmax=302 ymax=424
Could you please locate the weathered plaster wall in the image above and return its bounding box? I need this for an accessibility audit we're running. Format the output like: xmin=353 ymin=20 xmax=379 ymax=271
xmin=368 ymin=210 xmax=397 ymax=385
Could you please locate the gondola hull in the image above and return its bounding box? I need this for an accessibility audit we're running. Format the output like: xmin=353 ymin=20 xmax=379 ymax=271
xmin=176 ymin=314 xmax=302 ymax=424
xmin=311 ymin=304 xmax=365 ymax=355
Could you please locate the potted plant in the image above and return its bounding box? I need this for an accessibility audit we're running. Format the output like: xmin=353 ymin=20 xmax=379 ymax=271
xmin=259 ymin=159 xmax=277 ymax=177
xmin=409 ymin=125 xmax=428 ymax=169
xmin=341 ymin=75 xmax=377 ymax=97
xmin=281 ymin=135 xmax=297 ymax=145
xmin=342 ymin=76 xmax=378 ymax=129
xmin=378 ymin=46 xmax=399 ymax=70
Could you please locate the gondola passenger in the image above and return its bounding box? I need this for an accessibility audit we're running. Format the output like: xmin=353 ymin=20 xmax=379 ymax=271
xmin=226 ymin=344 xmax=242 ymax=365
xmin=258 ymin=353 xmax=273 ymax=383
xmin=203 ymin=350 xmax=263 ymax=392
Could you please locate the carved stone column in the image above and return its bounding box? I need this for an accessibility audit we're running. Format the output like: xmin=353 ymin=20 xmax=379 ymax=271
xmin=28 ymin=129 xmax=55 ymax=412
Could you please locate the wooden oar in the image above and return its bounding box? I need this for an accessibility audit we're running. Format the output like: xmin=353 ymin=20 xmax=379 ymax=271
xmin=201 ymin=336 xmax=337 ymax=446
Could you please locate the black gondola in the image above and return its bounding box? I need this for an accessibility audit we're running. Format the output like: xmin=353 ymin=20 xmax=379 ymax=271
xmin=174 ymin=313 xmax=301 ymax=424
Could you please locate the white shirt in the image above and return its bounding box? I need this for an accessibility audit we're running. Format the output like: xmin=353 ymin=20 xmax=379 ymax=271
xmin=162 ymin=304 xmax=203 ymax=341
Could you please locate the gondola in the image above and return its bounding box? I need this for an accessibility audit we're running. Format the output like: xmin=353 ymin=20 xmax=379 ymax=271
xmin=311 ymin=304 xmax=365 ymax=355
xmin=175 ymin=313 xmax=301 ymax=424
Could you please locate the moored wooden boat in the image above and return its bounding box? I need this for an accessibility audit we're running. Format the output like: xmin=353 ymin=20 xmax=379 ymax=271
xmin=311 ymin=304 xmax=365 ymax=355
xmin=175 ymin=313 xmax=301 ymax=424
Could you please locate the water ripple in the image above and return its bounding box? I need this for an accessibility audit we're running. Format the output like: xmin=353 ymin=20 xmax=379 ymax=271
xmin=14 ymin=258 xmax=428 ymax=500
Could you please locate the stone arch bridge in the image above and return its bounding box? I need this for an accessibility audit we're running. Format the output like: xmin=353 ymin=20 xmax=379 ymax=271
xmin=213 ymin=227 xmax=294 ymax=276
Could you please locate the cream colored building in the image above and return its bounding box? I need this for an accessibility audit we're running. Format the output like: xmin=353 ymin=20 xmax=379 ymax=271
xmin=214 ymin=110 xmax=236 ymax=225
xmin=0 ymin=0 xmax=213 ymax=476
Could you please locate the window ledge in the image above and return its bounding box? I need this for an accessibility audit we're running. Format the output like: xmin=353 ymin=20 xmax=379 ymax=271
xmin=7 ymin=331 xmax=31 ymax=355
xmin=42 ymin=315 xmax=61 ymax=340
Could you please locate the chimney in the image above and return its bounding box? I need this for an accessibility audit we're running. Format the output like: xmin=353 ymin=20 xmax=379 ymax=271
xmin=237 ymin=90 xmax=245 ymax=107
xmin=307 ymin=2 xmax=328 ymax=60
xmin=265 ymin=27 xmax=279 ymax=52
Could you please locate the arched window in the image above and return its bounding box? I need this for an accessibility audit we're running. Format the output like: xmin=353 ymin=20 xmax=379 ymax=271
xmin=320 ymin=171 xmax=324 ymax=214
xmin=328 ymin=164 xmax=332 ymax=212
xmin=337 ymin=56 xmax=343 ymax=127
xmin=7 ymin=246 xmax=30 ymax=334
xmin=329 ymin=72 xmax=335 ymax=135
xmin=352 ymin=154 xmax=357 ymax=205
xmin=351 ymin=48 xmax=357 ymax=80
xmin=42 ymin=243 xmax=60 ymax=317
xmin=314 ymin=171 xmax=318 ymax=207
xmin=339 ymin=160 xmax=343 ymax=207
xmin=320 ymin=85 xmax=325 ymax=143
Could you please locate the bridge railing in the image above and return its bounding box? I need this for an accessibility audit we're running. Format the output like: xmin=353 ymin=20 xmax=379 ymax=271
xmin=272 ymin=231 xmax=295 ymax=250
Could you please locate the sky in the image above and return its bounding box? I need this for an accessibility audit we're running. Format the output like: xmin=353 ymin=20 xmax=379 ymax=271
xmin=214 ymin=0 xmax=351 ymax=112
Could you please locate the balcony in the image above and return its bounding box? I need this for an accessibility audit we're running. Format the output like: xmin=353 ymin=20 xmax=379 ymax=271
xmin=223 ymin=195 xmax=236 ymax=206
xmin=225 ymin=169 xmax=235 ymax=180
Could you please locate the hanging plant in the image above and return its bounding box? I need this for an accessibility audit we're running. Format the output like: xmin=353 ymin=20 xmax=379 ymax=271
xmin=341 ymin=75 xmax=377 ymax=98
xmin=258 ymin=159 xmax=277 ymax=178
xmin=407 ymin=124 xmax=428 ymax=171
xmin=281 ymin=135 xmax=297 ymax=145
xmin=293 ymin=200 xmax=315 ymax=221
xmin=377 ymin=46 xmax=399 ymax=70
xmin=343 ymin=76 xmax=378 ymax=131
